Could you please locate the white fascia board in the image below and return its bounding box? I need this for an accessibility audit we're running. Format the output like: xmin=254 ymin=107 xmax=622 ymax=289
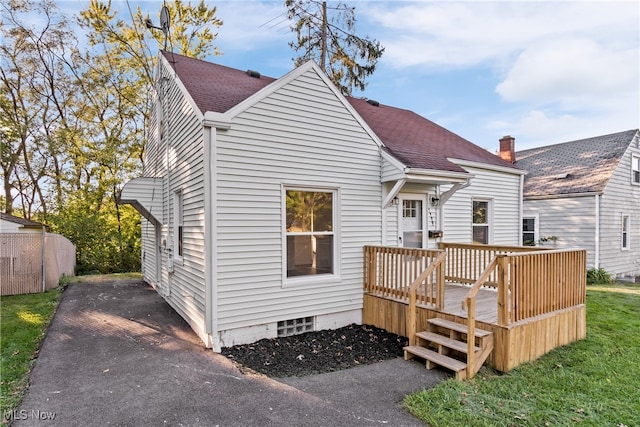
xmin=404 ymin=168 xmax=472 ymax=184
xmin=203 ymin=112 xmax=232 ymax=130
xmin=159 ymin=52 xmax=204 ymax=121
xmin=449 ymin=158 xmax=527 ymax=176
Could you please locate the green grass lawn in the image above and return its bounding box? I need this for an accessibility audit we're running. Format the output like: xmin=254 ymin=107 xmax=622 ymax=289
xmin=0 ymin=288 xmax=61 ymax=416
xmin=405 ymin=282 xmax=640 ymax=426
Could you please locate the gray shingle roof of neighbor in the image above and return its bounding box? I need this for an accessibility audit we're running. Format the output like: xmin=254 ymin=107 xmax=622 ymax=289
xmin=161 ymin=51 xmax=518 ymax=174
xmin=515 ymin=129 xmax=639 ymax=197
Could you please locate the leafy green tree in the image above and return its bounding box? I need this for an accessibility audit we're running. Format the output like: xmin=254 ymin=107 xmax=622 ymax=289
xmin=286 ymin=0 xmax=384 ymax=96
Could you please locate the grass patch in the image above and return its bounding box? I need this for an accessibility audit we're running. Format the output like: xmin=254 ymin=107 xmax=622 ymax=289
xmin=59 ymin=271 xmax=142 ymax=286
xmin=405 ymin=283 xmax=640 ymax=426
xmin=0 ymin=289 xmax=61 ymax=416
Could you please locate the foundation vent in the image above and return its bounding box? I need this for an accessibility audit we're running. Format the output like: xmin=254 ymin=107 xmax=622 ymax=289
xmin=277 ymin=316 xmax=314 ymax=337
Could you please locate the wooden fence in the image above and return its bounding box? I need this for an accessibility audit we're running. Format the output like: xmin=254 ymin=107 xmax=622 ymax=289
xmin=0 ymin=233 xmax=75 ymax=296
xmin=363 ymin=246 xmax=445 ymax=308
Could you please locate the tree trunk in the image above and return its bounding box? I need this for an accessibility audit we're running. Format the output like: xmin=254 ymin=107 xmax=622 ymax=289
xmin=320 ymin=1 xmax=327 ymax=72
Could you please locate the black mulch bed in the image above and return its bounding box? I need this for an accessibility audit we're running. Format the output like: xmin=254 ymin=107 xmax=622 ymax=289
xmin=221 ymin=324 xmax=408 ymax=377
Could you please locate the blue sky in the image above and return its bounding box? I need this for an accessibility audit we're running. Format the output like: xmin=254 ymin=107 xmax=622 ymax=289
xmin=56 ymin=1 xmax=639 ymax=151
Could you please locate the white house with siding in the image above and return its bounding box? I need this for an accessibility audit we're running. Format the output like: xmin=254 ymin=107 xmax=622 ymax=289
xmin=120 ymin=52 xmax=524 ymax=350
xmin=515 ymin=129 xmax=640 ymax=278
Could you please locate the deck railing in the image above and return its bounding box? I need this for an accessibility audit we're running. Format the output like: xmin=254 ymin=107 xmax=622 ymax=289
xmin=363 ymin=246 xmax=445 ymax=309
xmin=437 ymin=242 xmax=546 ymax=287
xmin=506 ymin=248 xmax=587 ymax=322
xmin=463 ymin=248 xmax=587 ymax=325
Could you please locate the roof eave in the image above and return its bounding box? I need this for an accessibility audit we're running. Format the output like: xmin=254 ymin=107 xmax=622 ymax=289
xmin=448 ymin=158 xmax=527 ymax=175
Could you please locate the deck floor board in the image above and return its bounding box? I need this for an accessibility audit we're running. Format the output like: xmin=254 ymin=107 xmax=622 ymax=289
xmin=437 ymin=283 xmax=498 ymax=324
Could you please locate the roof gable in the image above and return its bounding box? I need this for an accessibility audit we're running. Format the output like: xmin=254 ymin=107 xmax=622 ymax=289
xmin=516 ymin=129 xmax=639 ymax=197
xmin=163 ymin=51 xmax=518 ymax=174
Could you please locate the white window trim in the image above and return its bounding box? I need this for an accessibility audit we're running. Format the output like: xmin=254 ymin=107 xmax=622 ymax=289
xmin=173 ymin=189 xmax=184 ymax=263
xmin=282 ymin=185 xmax=341 ymax=287
xmin=472 ymin=198 xmax=493 ymax=244
xmin=621 ymin=214 xmax=630 ymax=250
xmin=631 ymin=154 xmax=640 ymax=186
xmin=522 ymin=214 xmax=539 ymax=246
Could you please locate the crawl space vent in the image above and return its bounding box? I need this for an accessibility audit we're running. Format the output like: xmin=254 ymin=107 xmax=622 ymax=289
xmin=277 ymin=317 xmax=314 ymax=337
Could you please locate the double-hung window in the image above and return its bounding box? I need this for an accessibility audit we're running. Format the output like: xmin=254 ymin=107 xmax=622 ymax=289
xmin=522 ymin=216 xmax=538 ymax=246
xmin=472 ymin=199 xmax=491 ymax=244
xmin=632 ymin=155 xmax=640 ymax=185
xmin=622 ymin=215 xmax=630 ymax=250
xmin=285 ymin=188 xmax=335 ymax=278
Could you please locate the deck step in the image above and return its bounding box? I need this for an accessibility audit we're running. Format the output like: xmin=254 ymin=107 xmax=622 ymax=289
xmin=403 ymin=346 xmax=467 ymax=372
xmin=428 ymin=317 xmax=492 ymax=338
xmin=415 ymin=331 xmax=479 ymax=353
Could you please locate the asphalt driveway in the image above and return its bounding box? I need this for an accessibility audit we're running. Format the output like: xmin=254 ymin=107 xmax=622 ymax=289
xmin=11 ymin=279 xmax=446 ymax=426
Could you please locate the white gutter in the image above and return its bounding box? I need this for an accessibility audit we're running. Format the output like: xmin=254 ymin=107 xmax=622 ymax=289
xmin=448 ymin=158 xmax=527 ymax=176
xmin=519 ymin=174 xmax=524 ymax=246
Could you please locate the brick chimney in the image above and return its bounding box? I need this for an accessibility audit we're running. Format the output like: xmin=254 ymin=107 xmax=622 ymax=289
xmin=499 ymin=135 xmax=516 ymax=163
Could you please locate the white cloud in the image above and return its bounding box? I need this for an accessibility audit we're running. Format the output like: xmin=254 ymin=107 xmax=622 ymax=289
xmin=365 ymin=1 xmax=639 ymax=70
xmin=496 ymin=38 xmax=639 ymax=108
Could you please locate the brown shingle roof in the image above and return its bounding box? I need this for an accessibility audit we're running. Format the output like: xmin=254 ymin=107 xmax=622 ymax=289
xmin=163 ymin=51 xmax=518 ymax=173
xmin=347 ymin=97 xmax=516 ymax=172
xmin=516 ymin=129 xmax=639 ymax=197
xmin=162 ymin=51 xmax=275 ymax=113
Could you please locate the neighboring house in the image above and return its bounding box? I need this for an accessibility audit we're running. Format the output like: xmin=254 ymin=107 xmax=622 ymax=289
xmin=0 ymin=212 xmax=50 ymax=233
xmin=120 ymin=52 xmax=524 ymax=350
xmin=0 ymin=213 xmax=75 ymax=295
xmin=514 ymin=129 xmax=640 ymax=278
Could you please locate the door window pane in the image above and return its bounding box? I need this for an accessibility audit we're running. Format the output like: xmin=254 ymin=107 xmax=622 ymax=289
xmin=402 ymin=199 xmax=423 ymax=248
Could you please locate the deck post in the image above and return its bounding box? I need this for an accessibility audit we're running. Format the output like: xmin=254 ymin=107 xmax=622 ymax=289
xmin=497 ymin=255 xmax=509 ymax=326
xmin=436 ymin=261 xmax=445 ymax=311
xmin=408 ymin=291 xmax=417 ymax=346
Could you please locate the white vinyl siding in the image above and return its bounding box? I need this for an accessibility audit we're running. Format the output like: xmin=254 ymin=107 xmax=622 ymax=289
xmin=599 ymin=145 xmax=640 ymax=276
xmin=443 ymin=166 xmax=521 ymax=245
xmin=524 ymin=196 xmax=596 ymax=262
xmin=214 ymin=67 xmax=381 ymax=331
xmin=139 ymin=60 xmax=207 ymax=341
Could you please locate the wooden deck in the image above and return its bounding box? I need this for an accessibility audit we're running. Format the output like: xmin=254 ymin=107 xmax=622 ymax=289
xmin=363 ymin=244 xmax=588 ymax=375
xmin=440 ymin=283 xmax=498 ymax=324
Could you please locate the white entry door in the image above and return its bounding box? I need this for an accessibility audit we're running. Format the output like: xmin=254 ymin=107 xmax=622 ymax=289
xmin=399 ymin=195 xmax=427 ymax=248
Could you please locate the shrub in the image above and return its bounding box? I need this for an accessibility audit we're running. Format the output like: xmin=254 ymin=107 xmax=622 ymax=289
xmin=587 ymin=267 xmax=614 ymax=285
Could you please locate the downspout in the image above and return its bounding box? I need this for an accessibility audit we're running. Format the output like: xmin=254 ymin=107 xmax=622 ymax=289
xmin=594 ymin=194 xmax=600 ymax=269
xmin=204 ymin=125 xmax=213 ymax=341
xmin=519 ymin=174 xmax=524 ymax=246
xmin=205 ymin=124 xmax=222 ymax=352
